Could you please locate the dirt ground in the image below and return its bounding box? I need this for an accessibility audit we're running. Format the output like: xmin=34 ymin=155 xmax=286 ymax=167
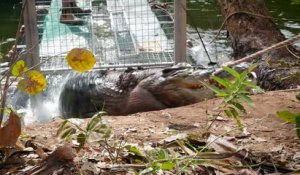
xmin=17 ymin=89 xmax=299 ymax=174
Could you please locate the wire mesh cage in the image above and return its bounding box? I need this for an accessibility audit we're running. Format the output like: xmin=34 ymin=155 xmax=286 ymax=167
xmin=35 ymin=0 xmax=175 ymax=72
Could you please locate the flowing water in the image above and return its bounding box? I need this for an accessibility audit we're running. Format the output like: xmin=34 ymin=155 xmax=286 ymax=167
xmin=1 ymin=0 xmax=299 ymax=124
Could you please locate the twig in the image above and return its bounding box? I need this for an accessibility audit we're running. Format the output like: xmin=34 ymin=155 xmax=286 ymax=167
xmin=210 ymin=10 xmax=300 ymax=43
xmin=211 ymin=11 xmax=276 ymax=43
xmin=213 ymin=34 xmax=300 ymax=76
xmin=0 ymin=0 xmax=27 ymax=126
xmin=286 ymin=46 xmax=300 ymax=59
xmin=99 ymin=163 xmax=147 ymax=170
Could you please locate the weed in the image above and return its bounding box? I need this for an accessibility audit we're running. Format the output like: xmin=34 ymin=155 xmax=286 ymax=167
xmin=277 ymin=94 xmax=300 ymax=139
xmin=205 ymin=64 xmax=261 ymax=129
xmin=57 ymin=111 xmax=111 ymax=152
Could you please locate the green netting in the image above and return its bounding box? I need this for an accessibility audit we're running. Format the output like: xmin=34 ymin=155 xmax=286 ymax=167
xmin=39 ymin=0 xmax=91 ymax=57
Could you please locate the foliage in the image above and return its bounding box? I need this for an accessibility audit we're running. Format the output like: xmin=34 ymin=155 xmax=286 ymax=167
xmin=125 ymin=139 xmax=216 ymax=174
xmin=205 ymin=64 xmax=260 ymax=128
xmin=291 ymin=0 xmax=300 ymax=5
xmin=277 ymin=97 xmax=300 ymax=139
xmin=57 ymin=111 xmax=111 ymax=152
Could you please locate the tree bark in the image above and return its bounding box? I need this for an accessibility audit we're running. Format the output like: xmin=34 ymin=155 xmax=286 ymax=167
xmin=217 ymin=0 xmax=300 ymax=90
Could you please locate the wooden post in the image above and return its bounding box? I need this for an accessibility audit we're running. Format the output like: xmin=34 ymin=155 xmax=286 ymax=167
xmin=23 ymin=0 xmax=40 ymax=70
xmin=23 ymin=0 xmax=40 ymax=110
xmin=174 ymin=0 xmax=187 ymax=63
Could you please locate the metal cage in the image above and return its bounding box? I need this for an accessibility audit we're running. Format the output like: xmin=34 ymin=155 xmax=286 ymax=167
xmin=35 ymin=0 xmax=175 ymax=73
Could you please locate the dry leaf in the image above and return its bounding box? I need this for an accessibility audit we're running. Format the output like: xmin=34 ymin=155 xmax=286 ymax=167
xmin=25 ymin=144 xmax=75 ymax=175
xmin=207 ymin=134 xmax=238 ymax=153
xmin=0 ymin=111 xmax=21 ymax=147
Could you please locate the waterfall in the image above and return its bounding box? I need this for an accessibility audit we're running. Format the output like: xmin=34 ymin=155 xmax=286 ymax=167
xmin=7 ymin=72 xmax=74 ymax=125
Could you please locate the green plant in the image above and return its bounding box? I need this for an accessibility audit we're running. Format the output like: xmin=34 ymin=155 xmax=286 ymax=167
xmin=277 ymin=94 xmax=300 ymax=139
xmin=291 ymin=0 xmax=300 ymax=5
xmin=126 ymin=137 xmax=226 ymax=174
xmin=57 ymin=111 xmax=111 ymax=152
xmin=125 ymin=146 xmax=178 ymax=173
xmin=206 ymin=64 xmax=261 ymax=128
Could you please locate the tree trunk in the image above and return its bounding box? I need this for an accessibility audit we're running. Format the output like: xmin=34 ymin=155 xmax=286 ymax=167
xmin=217 ymin=0 xmax=300 ymax=90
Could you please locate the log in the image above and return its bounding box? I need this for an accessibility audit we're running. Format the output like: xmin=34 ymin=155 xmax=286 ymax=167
xmin=217 ymin=0 xmax=300 ymax=90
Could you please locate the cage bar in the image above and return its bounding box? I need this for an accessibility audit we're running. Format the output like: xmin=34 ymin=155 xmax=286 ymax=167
xmin=31 ymin=0 xmax=175 ymax=73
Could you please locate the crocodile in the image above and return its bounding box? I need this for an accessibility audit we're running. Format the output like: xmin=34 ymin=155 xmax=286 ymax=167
xmin=59 ymin=62 xmax=254 ymax=118
xmin=59 ymin=65 xmax=218 ymax=118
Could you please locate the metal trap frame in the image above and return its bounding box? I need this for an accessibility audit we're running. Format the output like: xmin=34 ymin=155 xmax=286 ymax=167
xmin=33 ymin=0 xmax=175 ymax=73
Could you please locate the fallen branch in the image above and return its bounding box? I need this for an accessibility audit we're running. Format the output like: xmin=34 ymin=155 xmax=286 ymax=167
xmin=213 ymin=34 xmax=300 ymax=75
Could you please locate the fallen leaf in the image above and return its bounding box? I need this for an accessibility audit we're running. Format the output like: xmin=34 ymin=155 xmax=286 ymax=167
xmin=215 ymin=116 xmax=228 ymax=121
xmin=35 ymin=146 xmax=47 ymax=159
xmin=252 ymin=136 xmax=267 ymax=143
xmin=0 ymin=111 xmax=21 ymax=147
xmin=292 ymin=152 xmax=300 ymax=161
xmin=207 ymin=134 xmax=239 ymax=154
xmin=158 ymin=133 xmax=187 ymax=144
xmin=81 ymin=158 xmax=101 ymax=174
xmin=271 ymin=145 xmax=284 ymax=153
xmin=25 ymin=144 xmax=75 ymax=174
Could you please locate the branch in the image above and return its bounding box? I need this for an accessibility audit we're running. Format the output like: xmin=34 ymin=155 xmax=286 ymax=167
xmin=213 ymin=34 xmax=300 ymax=76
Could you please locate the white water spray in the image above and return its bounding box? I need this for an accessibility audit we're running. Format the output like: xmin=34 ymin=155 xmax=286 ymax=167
xmin=7 ymin=73 xmax=73 ymax=125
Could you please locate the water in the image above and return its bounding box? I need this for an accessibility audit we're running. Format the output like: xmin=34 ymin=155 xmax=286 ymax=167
xmin=185 ymin=0 xmax=300 ymax=65
xmin=0 ymin=1 xmax=299 ymax=61
xmin=8 ymin=73 xmax=71 ymax=125
xmin=2 ymin=0 xmax=300 ymax=124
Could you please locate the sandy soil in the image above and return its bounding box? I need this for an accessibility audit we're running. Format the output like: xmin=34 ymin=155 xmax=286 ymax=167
xmin=21 ymin=90 xmax=300 ymax=172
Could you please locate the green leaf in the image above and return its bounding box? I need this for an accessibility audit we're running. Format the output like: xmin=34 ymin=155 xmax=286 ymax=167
xmin=157 ymin=149 xmax=168 ymax=160
xmin=215 ymin=91 xmax=229 ymax=97
xmin=224 ymin=109 xmax=232 ymax=118
xmin=86 ymin=114 xmax=102 ymax=131
xmin=224 ymin=95 xmax=234 ymax=103
xmin=229 ymin=107 xmax=243 ymax=129
xmin=223 ymin=66 xmax=240 ymax=79
xmin=61 ymin=127 xmax=76 ymax=140
xmin=125 ymin=145 xmax=145 ymax=157
xmin=239 ymin=70 xmax=249 ymax=80
xmin=77 ymin=133 xmax=86 ymax=145
xmin=238 ymin=94 xmax=255 ymax=107
xmin=160 ymin=161 xmax=174 ymax=170
xmin=238 ymin=90 xmax=251 ymax=94
xmin=296 ymin=92 xmax=300 ymax=102
xmin=229 ymin=107 xmax=239 ymax=118
xmin=291 ymin=0 xmax=300 ymax=5
xmin=247 ymin=63 xmax=257 ymax=72
xmin=212 ymin=76 xmax=232 ymax=89
xmin=88 ymin=127 xmax=111 ymax=142
xmin=56 ymin=120 xmax=69 ymax=136
xmin=242 ymin=81 xmax=258 ymax=88
xmin=77 ymin=133 xmax=87 ymax=151
xmin=231 ymin=102 xmax=246 ymax=113
xmin=276 ymin=111 xmax=297 ymax=123
xmin=205 ymin=84 xmax=225 ymax=94
xmin=296 ymin=116 xmax=300 ymax=139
